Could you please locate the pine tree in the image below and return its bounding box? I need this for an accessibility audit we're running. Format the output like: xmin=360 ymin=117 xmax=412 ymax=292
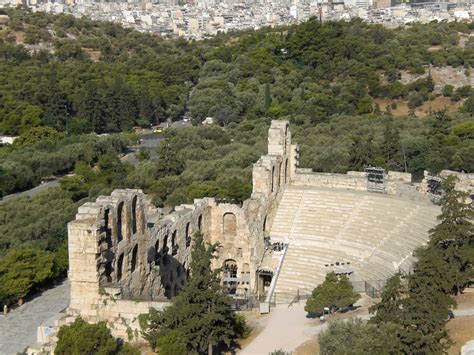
xmin=77 ymin=81 xmax=106 ymax=133
xmin=369 ymin=273 xmax=404 ymax=324
xmin=43 ymin=68 xmax=69 ymax=130
xmin=142 ymin=232 xmax=243 ymax=354
xmin=349 ymin=133 xmax=375 ymax=171
xmin=381 ymin=118 xmax=403 ymax=170
xmin=425 ymin=175 xmax=474 ymax=294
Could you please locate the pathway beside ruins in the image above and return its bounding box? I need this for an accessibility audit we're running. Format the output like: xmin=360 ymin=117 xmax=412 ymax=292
xmin=0 ymin=280 xmax=70 ymax=355
xmin=239 ymin=303 xmax=318 ymax=354
xmin=239 ymin=302 xmax=474 ymax=354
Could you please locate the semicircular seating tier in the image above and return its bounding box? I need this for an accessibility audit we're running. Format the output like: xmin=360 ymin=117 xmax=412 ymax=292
xmin=270 ymin=185 xmax=440 ymax=295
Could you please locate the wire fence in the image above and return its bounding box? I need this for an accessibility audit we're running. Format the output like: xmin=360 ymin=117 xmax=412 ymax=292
xmin=268 ymin=280 xmax=386 ymax=306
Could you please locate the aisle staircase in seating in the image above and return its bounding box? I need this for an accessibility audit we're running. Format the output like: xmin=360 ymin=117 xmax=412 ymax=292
xmin=270 ymin=185 xmax=440 ymax=296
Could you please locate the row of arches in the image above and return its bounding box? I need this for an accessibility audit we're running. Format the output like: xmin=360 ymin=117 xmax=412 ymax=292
xmin=106 ymin=243 xmax=139 ymax=284
xmin=103 ymin=195 xmax=142 ymax=247
xmin=151 ymin=214 xmax=203 ymax=266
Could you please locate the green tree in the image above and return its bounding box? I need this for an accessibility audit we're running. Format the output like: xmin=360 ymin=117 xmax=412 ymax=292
xmin=369 ymin=273 xmax=404 ymax=324
xmin=349 ymin=133 xmax=375 ymax=170
xmin=14 ymin=126 xmax=64 ymax=147
xmin=381 ymin=118 xmax=403 ymax=170
xmin=304 ymin=272 xmax=360 ymax=314
xmin=142 ymin=232 xmax=245 ymax=354
xmin=460 ymin=92 xmax=474 ymax=116
xmin=356 ymin=95 xmax=373 ymax=114
xmin=77 ymin=81 xmax=106 ymax=133
xmin=442 ymin=84 xmax=454 ymax=97
xmin=0 ymin=248 xmax=55 ymax=306
xmin=319 ymin=318 xmax=404 ymax=355
xmin=55 ymin=317 xmax=117 ymax=355
xmin=43 ymin=68 xmax=69 ymax=130
xmin=423 ymin=176 xmax=474 ymax=294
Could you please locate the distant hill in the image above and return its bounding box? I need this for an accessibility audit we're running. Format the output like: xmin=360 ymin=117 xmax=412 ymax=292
xmin=0 ymin=8 xmax=473 ymax=135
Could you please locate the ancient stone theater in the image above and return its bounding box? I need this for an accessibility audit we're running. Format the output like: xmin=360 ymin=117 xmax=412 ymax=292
xmin=66 ymin=120 xmax=473 ymax=338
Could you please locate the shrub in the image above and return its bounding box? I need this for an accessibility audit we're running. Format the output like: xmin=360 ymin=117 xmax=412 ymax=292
xmin=55 ymin=317 xmax=117 ymax=355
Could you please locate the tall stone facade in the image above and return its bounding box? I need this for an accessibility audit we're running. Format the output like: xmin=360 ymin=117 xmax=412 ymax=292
xmin=67 ymin=120 xmax=297 ymax=338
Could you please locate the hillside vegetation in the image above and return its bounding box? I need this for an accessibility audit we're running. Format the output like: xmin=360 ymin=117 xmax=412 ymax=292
xmin=0 ymin=8 xmax=473 ymax=308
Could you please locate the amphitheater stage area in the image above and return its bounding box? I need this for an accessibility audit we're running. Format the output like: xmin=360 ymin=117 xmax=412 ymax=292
xmin=269 ymin=185 xmax=441 ymax=296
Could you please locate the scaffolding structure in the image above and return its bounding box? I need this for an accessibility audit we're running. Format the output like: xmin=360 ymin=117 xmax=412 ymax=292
xmin=366 ymin=167 xmax=386 ymax=193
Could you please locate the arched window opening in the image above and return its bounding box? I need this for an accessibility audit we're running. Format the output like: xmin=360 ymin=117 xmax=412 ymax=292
xmin=131 ymin=244 xmax=138 ymax=273
xmin=285 ymin=159 xmax=288 ymax=184
xmin=278 ymin=162 xmax=282 ymax=187
xmin=104 ymin=208 xmax=112 ymax=248
xmin=154 ymin=240 xmax=161 ymax=264
xmin=147 ymin=247 xmax=154 ymax=264
xmin=117 ymin=202 xmax=124 ymax=243
xmin=117 ymin=254 xmax=124 ymax=281
xmin=172 ymin=230 xmax=178 ymax=255
xmin=185 ymin=222 xmax=191 ymax=247
xmin=105 ymin=262 xmax=112 ymax=283
xmin=271 ymin=166 xmax=275 ymax=192
xmin=198 ymin=214 xmax=202 ymax=231
xmin=223 ymin=212 xmax=237 ymax=237
xmin=163 ymin=235 xmax=168 ymax=255
xmin=132 ymin=196 xmax=138 ymax=234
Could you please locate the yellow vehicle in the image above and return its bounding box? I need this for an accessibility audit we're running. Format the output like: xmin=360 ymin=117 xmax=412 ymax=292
xmin=153 ymin=129 xmax=163 ymax=134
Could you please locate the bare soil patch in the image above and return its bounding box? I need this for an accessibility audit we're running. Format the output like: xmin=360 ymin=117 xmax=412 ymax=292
xmin=453 ymin=287 xmax=474 ymax=310
xmin=374 ymin=97 xmax=464 ymax=117
xmin=447 ymin=315 xmax=474 ymax=355
xmin=295 ymin=337 xmax=320 ymax=355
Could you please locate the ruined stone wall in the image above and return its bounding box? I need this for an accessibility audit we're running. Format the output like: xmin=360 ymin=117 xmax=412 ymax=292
xmin=291 ymin=168 xmax=413 ymax=195
xmin=292 ymin=169 xmax=369 ymax=191
xmin=67 ymin=120 xmax=295 ymax=338
xmin=420 ymin=170 xmax=474 ymax=200
xmin=68 ymin=189 xmax=211 ymax=338
xmin=439 ymin=170 xmax=474 ymax=195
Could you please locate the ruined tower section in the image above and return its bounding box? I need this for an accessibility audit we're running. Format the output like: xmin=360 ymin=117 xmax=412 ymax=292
xmin=68 ymin=189 xmax=148 ymax=319
xmin=242 ymin=120 xmax=297 ymax=292
xmin=252 ymin=120 xmax=298 ymax=196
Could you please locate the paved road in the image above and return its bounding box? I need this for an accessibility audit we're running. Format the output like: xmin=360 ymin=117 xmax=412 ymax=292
xmin=0 ymin=280 xmax=70 ymax=355
xmin=0 ymin=179 xmax=59 ymax=205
